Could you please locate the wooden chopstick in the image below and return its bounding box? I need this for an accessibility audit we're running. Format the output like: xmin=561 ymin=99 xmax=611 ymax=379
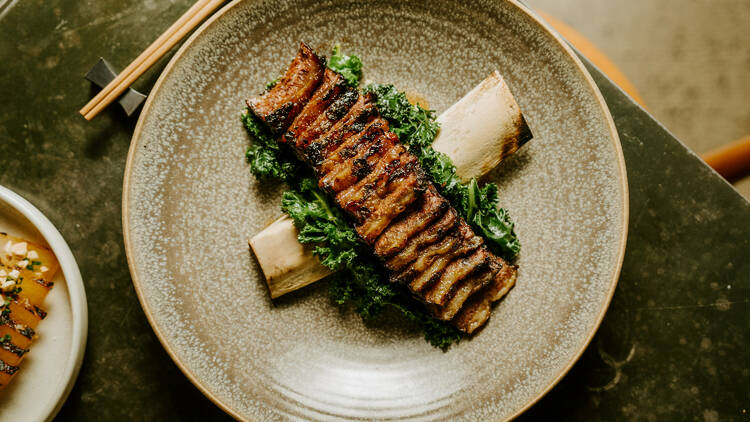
xmin=80 ymin=0 xmax=224 ymax=120
xmin=79 ymin=0 xmax=211 ymax=117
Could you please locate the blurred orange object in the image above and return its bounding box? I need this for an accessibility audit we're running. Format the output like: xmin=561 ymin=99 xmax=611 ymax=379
xmin=539 ymin=10 xmax=750 ymax=182
xmin=702 ymin=135 xmax=750 ymax=182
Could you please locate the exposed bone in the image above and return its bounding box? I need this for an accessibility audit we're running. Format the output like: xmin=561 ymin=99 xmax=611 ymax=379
xmin=249 ymin=216 xmax=333 ymax=298
xmin=433 ymin=70 xmax=532 ymax=183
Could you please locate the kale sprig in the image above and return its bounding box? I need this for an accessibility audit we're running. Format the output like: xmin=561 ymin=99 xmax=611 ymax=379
xmin=327 ymin=44 xmax=363 ymax=87
xmin=362 ymin=83 xmax=440 ymax=147
xmin=242 ymin=110 xmax=302 ymax=181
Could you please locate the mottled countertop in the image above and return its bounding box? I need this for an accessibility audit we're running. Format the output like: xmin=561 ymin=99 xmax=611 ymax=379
xmin=0 ymin=1 xmax=748 ymax=421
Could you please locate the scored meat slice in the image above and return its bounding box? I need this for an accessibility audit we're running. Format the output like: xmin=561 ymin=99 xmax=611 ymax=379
xmin=407 ymin=226 xmax=483 ymax=294
xmin=318 ymin=118 xmax=389 ymax=178
xmin=334 ymin=134 xmax=396 ymax=195
xmin=434 ymin=260 xmax=501 ymax=321
xmin=355 ymin=171 xmax=425 ymax=242
xmin=247 ymin=42 xmax=325 ymax=134
xmin=336 ymin=143 xmax=406 ymax=216
xmin=386 ymin=207 xmax=459 ymax=272
xmin=374 ymin=187 xmax=449 ymax=258
xmin=424 ymin=247 xmax=492 ymax=307
xmin=393 ymin=220 xmax=475 ymax=284
xmin=247 ymin=43 xmax=518 ymax=334
xmin=304 ymin=94 xmax=378 ymax=167
xmin=283 ymin=68 xmax=348 ymax=149
xmin=321 ymin=131 xmax=398 ymax=193
xmin=341 ymin=150 xmax=419 ymax=221
xmin=296 ymin=89 xmax=359 ymax=153
xmin=453 ymin=263 xmax=517 ymax=333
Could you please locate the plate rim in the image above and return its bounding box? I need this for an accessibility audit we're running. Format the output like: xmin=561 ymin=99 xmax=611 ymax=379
xmin=122 ymin=0 xmax=629 ymax=420
xmin=0 ymin=185 xmax=88 ymax=422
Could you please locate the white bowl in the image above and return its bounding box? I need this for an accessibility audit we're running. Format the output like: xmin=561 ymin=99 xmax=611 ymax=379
xmin=0 ymin=185 xmax=87 ymax=422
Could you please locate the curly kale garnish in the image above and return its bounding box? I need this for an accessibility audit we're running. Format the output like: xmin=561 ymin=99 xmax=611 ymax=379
xmin=281 ymin=178 xmax=361 ymax=271
xmin=242 ymin=110 xmax=303 ymax=182
xmin=327 ymin=44 xmax=363 ymax=87
xmin=362 ymin=83 xmax=440 ymax=147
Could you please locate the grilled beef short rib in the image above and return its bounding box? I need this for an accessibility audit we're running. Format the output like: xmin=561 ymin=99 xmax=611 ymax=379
xmin=248 ymin=43 xmax=517 ymax=333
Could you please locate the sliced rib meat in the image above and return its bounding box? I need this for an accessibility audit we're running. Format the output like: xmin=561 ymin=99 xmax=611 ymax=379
xmin=453 ymin=263 xmax=518 ymax=333
xmin=283 ymin=68 xmax=348 ymax=150
xmin=386 ymin=208 xmax=459 ymax=272
xmin=374 ymin=187 xmax=449 ymax=258
xmin=304 ymin=94 xmax=378 ymax=167
xmin=247 ymin=42 xmax=325 ymax=134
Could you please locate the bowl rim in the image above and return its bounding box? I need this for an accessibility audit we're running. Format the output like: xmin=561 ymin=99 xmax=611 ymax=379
xmin=122 ymin=0 xmax=629 ymax=420
xmin=0 ymin=185 xmax=88 ymax=422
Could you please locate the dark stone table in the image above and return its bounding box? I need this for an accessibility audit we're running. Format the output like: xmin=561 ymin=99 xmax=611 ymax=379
xmin=0 ymin=1 xmax=747 ymax=420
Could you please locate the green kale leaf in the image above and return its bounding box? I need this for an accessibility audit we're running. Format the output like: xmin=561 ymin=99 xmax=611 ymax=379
xmin=466 ymin=180 xmax=521 ymax=258
xmin=282 ymin=178 xmax=361 ymax=271
xmin=328 ymin=44 xmax=363 ymax=87
xmin=242 ymin=109 xmax=303 ymax=181
xmin=362 ymin=83 xmax=440 ymax=147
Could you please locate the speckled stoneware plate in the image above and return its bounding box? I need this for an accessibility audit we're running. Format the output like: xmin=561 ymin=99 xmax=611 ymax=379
xmin=123 ymin=0 xmax=628 ymax=420
xmin=0 ymin=185 xmax=87 ymax=422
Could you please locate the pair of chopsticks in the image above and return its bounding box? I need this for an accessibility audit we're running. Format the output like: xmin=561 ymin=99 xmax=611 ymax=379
xmin=79 ymin=0 xmax=224 ymax=120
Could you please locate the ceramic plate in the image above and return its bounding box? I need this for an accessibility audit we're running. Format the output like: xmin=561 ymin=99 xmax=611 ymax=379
xmin=123 ymin=0 xmax=628 ymax=420
xmin=0 ymin=185 xmax=87 ymax=422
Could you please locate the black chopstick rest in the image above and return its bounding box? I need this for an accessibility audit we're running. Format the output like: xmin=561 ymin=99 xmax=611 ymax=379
xmin=84 ymin=58 xmax=147 ymax=116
